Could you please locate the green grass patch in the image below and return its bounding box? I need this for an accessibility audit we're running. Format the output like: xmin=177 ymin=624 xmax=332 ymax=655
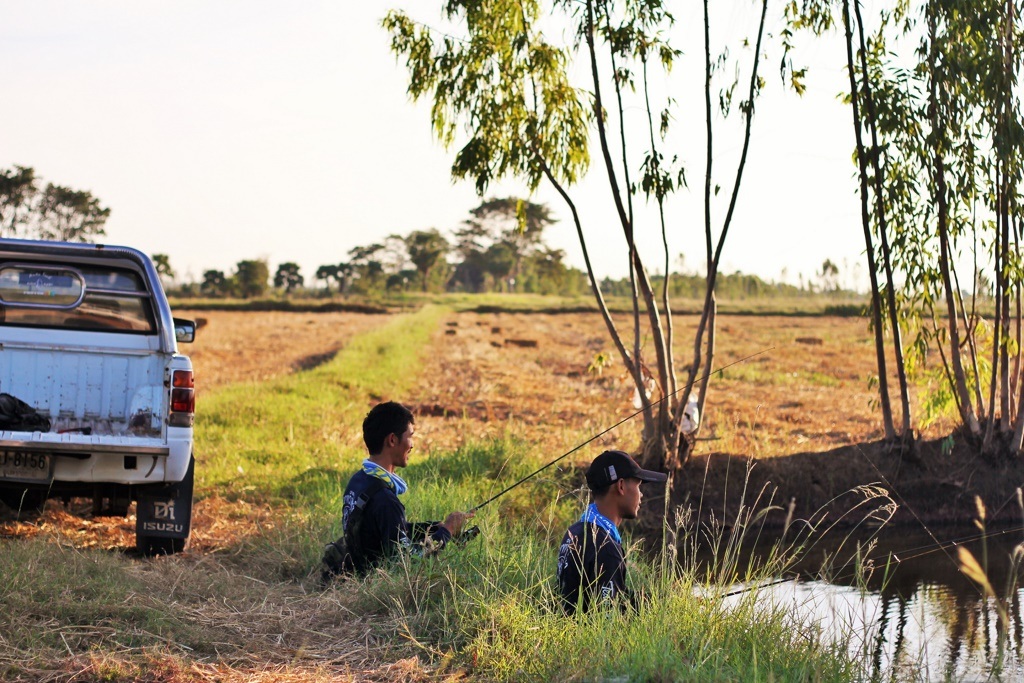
xmin=196 ymin=304 xmax=446 ymax=499
xmin=191 ymin=301 xmax=864 ymax=679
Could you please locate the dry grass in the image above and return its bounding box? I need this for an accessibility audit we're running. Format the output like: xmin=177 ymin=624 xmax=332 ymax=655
xmin=1 ymin=308 xmax=987 ymax=681
xmin=177 ymin=310 xmax=388 ymax=392
xmin=405 ymin=311 xmax=956 ymax=463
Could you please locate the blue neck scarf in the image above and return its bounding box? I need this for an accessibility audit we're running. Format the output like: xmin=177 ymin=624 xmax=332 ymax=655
xmin=580 ymin=503 xmax=622 ymax=544
xmin=362 ymin=459 xmax=409 ymax=495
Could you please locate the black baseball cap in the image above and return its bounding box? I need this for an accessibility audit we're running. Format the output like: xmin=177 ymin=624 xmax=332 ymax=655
xmin=585 ymin=450 xmax=668 ymax=490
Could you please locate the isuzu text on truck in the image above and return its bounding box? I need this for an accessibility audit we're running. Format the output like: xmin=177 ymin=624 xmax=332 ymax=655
xmin=0 ymin=239 xmax=196 ymax=555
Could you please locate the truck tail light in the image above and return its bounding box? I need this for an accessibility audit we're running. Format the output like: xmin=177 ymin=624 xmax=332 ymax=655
xmin=169 ymin=370 xmax=195 ymax=427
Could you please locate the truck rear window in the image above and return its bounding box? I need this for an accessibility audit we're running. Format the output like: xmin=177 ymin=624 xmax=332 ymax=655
xmin=0 ymin=264 xmax=157 ymax=334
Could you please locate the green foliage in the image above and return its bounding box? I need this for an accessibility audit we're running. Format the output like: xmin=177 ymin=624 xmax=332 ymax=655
xmin=383 ymin=4 xmax=590 ymax=194
xmin=0 ymin=166 xmax=111 ymax=243
xmin=315 ymin=261 xmax=354 ymax=294
xmin=0 ymin=165 xmax=38 ymax=237
xmin=405 ymin=229 xmax=449 ymax=292
xmin=273 ymin=261 xmax=304 ymax=293
xmin=234 ymin=259 xmax=270 ymax=299
xmin=34 ymin=184 xmax=110 ymax=243
xmin=786 ymin=0 xmax=1024 ymax=447
xmin=200 ymin=269 xmax=230 ymax=297
xmin=601 ymin=270 xmax=832 ymax=301
xmin=152 ymin=253 xmax=176 ymax=282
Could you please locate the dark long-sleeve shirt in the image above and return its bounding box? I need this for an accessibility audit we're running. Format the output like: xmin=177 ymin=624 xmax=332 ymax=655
xmin=556 ymin=520 xmax=628 ymax=615
xmin=342 ymin=469 xmax=451 ymax=574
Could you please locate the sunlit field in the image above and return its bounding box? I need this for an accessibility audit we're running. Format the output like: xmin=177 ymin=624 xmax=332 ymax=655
xmin=0 ymin=306 xmax=982 ymax=681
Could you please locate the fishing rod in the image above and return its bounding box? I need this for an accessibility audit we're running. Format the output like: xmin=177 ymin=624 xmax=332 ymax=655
xmin=469 ymin=347 xmax=775 ymax=513
xmin=722 ymin=576 xmax=796 ymax=598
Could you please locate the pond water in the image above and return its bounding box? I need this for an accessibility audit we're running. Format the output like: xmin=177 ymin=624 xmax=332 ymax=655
xmin=706 ymin=523 xmax=1024 ymax=681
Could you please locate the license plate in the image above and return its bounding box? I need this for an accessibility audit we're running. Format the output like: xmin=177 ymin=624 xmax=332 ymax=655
xmin=0 ymin=451 xmax=53 ymax=483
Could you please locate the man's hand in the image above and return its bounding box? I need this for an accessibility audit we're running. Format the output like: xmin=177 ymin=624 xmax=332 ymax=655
xmin=441 ymin=509 xmax=475 ymax=537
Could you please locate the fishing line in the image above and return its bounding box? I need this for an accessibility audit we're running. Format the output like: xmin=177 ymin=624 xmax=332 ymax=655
xmin=865 ymin=524 xmax=1024 ymax=566
xmin=724 ymin=523 xmax=1024 ymax=598
xmin=853 ymin=443 xmax=974 ymax=585
xmin=700 ymin=449 xmax=1024 ymax=599
xmin=469 ymin=346 xmax=775 ymax=512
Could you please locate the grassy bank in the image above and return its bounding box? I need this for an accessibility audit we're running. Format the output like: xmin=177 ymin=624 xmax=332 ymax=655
xmin=1 ymin=305 xmax=860 ymax=681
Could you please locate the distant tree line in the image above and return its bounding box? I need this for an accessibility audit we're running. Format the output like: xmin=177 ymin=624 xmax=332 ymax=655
xmin=174 ymin=197 xmax=595 ymax=299
xmin=161 ymin=196 xmax=857 ymax=300
xmin=311 ymin=197 xmax=590 ymax=297
xmin=0 ymin=166 xmax=110 ymax=242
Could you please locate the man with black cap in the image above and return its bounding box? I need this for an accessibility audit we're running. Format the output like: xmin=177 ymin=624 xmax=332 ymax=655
xmin=556 ymin=449 xmax=668 ymax=615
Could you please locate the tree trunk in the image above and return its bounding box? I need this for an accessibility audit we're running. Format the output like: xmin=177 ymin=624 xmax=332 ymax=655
xmin=928 ymin=6 xmax=982 ymax=440
xmin=843 ymin=0 xmax=895 ymax=439
xmin=853 ymin=0 xmax=912 ymax=437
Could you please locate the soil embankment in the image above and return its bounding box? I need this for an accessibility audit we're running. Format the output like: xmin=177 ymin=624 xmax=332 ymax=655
xmin=676 ymin=436 xmax=1024 ymax=531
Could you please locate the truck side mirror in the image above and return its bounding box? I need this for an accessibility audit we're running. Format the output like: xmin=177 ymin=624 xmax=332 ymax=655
xmin=173 ymin=318 xmax=196 ymax=344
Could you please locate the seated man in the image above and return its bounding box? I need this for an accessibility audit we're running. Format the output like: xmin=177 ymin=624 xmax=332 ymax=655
xmin=322 ymin=401 xmax=472 ymax=579
xmin=556 ymin=449 xmax=667 ymax=615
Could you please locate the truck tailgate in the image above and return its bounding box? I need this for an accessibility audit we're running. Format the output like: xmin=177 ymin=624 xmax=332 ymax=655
xmin=0 ymin=344 xmax=168 ymax=436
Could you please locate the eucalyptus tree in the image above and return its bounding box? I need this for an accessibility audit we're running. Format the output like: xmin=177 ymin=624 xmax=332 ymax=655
xmin=844 ymin=0 xmax=914 ymax=443
xmin=786 ymin=0 xmax=913 ymax=444
xmin=385 ymin=0 xmax=776 ymax=469
xmin=794 ymin=0 xmax=1023 ymax=455
xmin=878 ymin=0 xmax=1024 ymax=454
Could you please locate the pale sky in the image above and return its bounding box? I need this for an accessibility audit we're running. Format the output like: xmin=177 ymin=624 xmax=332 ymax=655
xmin=1 ymin=1 xmax=870 ymax=290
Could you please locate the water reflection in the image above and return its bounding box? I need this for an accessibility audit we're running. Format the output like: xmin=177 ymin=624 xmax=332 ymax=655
xmin=709 ymin=524 xmax=1024 ymax=681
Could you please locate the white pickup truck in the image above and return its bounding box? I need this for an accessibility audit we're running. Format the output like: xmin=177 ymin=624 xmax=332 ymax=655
xmin=0 ymin=239 xmax=196 ymax=555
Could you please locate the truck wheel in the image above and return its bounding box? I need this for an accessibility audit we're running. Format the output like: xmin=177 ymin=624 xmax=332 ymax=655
xmin=0 ymin=487 xmax=47 ymax=514
xmin=138 ymin=536 xmax=186 ymax=556
xmin=135 ymin=456 xmax=194 ymax=556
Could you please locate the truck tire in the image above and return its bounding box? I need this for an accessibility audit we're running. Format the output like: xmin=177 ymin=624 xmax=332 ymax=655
xmin=138 ymin=536 xmax=186 ymax=556
xmin=0 ymin=487 xmax=47 ymax=514
xmin=135 ymin=455 xmax=194 ymax=556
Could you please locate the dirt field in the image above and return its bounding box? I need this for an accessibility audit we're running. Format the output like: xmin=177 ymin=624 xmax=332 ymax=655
xmin=3 ymin=308 xmax=1008 ymax=549
xmin=401 ymin=311 xmax=1024 ymax=529
xmin=406 ymin=311 xmax=911 ymax=459
xmin=178 ymin=310 xmax=388 ymax=391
